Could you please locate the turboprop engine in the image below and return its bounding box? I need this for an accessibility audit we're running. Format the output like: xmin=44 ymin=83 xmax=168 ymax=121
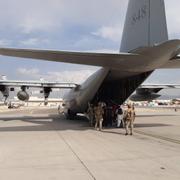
xmin=130 ymin=88 xmax=161 ymax=101
xmin=17 ymin=90 xmax=29 ymax=101
xmin=0 ymin=85 xmax=9 ymax=104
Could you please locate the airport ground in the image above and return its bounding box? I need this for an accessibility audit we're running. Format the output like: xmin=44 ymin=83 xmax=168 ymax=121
xmin=0 ymin=106 xmax=180 ymax=180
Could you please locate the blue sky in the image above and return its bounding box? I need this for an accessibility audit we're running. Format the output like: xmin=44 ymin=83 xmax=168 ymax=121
xmin=0 ymin=0 xmax=180 ymax=89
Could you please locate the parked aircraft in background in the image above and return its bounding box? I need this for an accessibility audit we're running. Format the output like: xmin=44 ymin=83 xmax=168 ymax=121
xmin=0 ymin=0 xmax=180 ymax=118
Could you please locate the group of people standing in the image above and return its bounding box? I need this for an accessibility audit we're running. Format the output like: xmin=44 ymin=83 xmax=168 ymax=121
xmin=87 ymin=102 xmax=136 ymax=135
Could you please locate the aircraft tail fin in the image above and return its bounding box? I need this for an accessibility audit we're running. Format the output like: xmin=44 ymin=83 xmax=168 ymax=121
xmin=120 ymin=0 xmax=168 ymax=52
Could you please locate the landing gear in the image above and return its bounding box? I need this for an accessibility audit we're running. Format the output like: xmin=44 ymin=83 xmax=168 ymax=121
xmin=66 ymin=109 xmax=76 ymax=120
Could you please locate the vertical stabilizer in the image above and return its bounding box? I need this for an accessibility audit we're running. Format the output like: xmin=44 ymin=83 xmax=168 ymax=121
xmin=120 ymin=0 xmax=168 ymax=52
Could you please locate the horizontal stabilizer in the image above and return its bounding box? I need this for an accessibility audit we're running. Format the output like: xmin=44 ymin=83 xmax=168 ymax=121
xmin=161 ymin=56 xmax=180 ymax=68
xmin=0 ymin=48 xmax=138 ymax=68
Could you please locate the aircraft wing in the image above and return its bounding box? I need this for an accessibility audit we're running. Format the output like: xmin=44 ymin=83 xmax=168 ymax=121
xmin=140 ymin=84 xmax=180 ymax=89
xmin=130 ymin=84 xmax=180 ymax=101
xmin=138 ymin=83 xmax=180 ymax=94
xmin=0 ymin=47 xmax=139 ymax=68
xmin=0 ymin=80 xmax=79 ymax=104
xmin=0 ymin=80 xmax=78 ymax=89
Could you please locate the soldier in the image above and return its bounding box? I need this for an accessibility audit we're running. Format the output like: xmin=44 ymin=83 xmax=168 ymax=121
xmin=87 ymin=103 xmax=94 ymax=127
xmin=94 ymin=102 xmax=104 ymax=131
xmin=131 ymin=104 xmax=136 ymax=122
xmin=124 ymin=104 xmax=136 ymax=135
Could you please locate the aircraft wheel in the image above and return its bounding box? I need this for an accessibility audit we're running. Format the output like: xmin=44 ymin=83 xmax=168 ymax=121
xmin=66 ymin=109 xmax=76 ymax=120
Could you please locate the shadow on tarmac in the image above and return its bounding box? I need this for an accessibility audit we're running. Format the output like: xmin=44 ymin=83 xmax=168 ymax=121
xmin=0 ymin=113 xmax=173 ymax=132
xmin=0 ymin=114 xmax=92 ymax=132
xmin=134 ymin=123 xmax=171 ymax=128
xmin=137 ymin=114 xmax=179 ymax=118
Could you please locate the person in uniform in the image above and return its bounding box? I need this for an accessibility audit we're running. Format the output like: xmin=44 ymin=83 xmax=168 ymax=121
xmin=124 ymin=104 xmax=136 ymax=135
xmin=94 ymin=102 xmax=104 ymax=131
xmin=131 ymin=104 xmax=136 ymax=122
xmin=87 ymin=103 xmax=94 ymax=127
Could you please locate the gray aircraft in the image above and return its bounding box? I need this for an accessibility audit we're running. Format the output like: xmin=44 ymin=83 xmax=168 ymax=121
xmin=0 ymin=0 xmax=180 ymax=118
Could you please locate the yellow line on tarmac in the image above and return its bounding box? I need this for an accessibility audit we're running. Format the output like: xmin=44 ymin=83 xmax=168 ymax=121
xmin=135 ymin=130 xmax=180 ymax=145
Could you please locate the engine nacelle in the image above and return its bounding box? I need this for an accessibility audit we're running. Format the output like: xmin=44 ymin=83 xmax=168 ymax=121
xmin=0 ymin=85 xmax=9 ymax=97
xmin=130 ymin=88 xmax=161 ymax=101
xmin=0 ymin=85 xmax=9 ymax=104
xmin=130 ymin=93 xmax=161 ymax=101
xmin=17 ymin=91 xmax=29 ymax=101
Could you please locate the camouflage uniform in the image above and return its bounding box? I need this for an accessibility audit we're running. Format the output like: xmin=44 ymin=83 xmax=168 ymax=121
xmin=124 ymin=106 xmax=135 ymax=135
xmin=94 ymin=104 xmax=104 ymax=131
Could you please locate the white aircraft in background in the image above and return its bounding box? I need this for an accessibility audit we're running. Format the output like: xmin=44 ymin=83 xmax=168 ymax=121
xmin=0 ymin=0 xmax=180 ymax=118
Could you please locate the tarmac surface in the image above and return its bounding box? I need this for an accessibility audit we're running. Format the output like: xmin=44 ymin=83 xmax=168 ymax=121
xmin=0 ymin=107 xmax=180 ymax=180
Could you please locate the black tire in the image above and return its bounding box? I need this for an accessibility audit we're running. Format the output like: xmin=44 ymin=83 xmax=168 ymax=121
xmin=66 ymin=109 xmax=76 ymax=120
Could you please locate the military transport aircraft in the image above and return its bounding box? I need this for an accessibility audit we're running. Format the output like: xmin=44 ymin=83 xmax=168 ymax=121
xmin=0 ymin=0 xmax=180 ymax=118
